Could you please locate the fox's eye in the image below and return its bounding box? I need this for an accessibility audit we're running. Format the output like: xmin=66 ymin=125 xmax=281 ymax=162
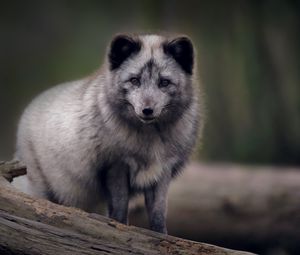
xmin=159 ymin=79 xmax=171 ymax=88
xmin=130 ymin=77 xmax=140 ymax=86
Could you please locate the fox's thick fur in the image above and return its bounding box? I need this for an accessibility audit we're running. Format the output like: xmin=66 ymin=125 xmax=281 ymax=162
xmin=16 ymin=34 xmax=202 ymax=233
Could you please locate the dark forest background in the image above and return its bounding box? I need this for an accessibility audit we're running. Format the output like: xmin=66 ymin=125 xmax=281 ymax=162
xmin=1 ymin=1 xmax=300 ymax=255
xmin=1 ymin=0 xmax=299 ymax=165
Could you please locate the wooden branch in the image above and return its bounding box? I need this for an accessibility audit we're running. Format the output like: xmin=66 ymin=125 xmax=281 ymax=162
xmin=0 ymin=161 xmax=253 ymax=255
xmin=0 ymin=160 xmax=26 ymax=182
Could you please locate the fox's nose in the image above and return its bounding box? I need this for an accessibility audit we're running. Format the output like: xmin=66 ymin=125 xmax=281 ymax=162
xmin=142 ymin=108 xmax=154 ymax=116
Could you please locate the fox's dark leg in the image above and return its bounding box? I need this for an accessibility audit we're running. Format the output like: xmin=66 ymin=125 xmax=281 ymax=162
xmin=105 ymin=163 xmax=129 ymax=224
xmin=144 ymin=172 xmax=171 ymax=234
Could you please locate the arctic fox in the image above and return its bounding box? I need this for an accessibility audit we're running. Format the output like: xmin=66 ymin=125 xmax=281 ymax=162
xmin=16 ymin=34 xmax=202 ymax=233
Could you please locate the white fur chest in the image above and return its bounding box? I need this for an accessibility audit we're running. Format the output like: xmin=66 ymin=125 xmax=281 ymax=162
xmin=125 ymin=148 xmax=175 ymax=189
xmin=132 ymin=160 xmax=164 ymax=188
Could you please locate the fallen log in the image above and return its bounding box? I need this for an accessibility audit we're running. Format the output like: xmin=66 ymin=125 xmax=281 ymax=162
xmin=131 ymin=162 xmax=300 ymax=254
xmin=0 ymin=160 xmax=253 ymax=255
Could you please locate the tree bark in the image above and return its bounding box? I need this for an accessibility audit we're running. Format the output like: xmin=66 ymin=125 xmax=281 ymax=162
xmin=0 ymin=161 xmax=253 ymax=255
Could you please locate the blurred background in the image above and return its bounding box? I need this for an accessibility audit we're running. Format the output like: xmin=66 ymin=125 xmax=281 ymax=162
xmin=1 ymin=1 xmax=300 ymax=254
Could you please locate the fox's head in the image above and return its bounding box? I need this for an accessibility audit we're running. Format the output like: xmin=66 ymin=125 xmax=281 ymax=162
xmin=105 ymin=34 xmax=196 ymax=126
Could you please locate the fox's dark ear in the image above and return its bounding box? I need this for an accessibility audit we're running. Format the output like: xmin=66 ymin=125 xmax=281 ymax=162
xmin=108 ymin=35 xmax=141 ymax=70
xmin=163 ymin=37 xmax=194 ymax=74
